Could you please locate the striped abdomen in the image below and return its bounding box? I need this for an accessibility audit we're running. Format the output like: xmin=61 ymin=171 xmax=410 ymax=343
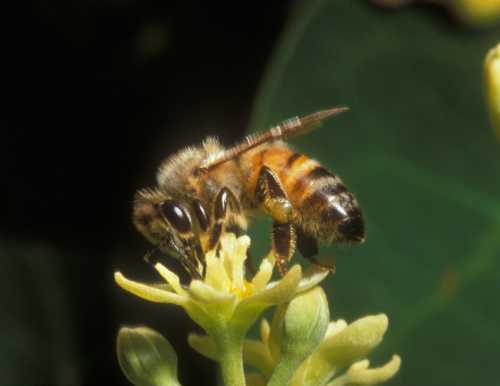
xmin=240 ymin=143 xmax=364 ymax=243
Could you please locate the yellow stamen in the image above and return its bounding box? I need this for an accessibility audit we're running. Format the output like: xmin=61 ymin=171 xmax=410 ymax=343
xmin=231 ymin=280 xmax=255 ymax=299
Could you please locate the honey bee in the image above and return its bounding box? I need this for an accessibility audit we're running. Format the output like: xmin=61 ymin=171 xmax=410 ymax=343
xmin=133 ymin=107 xmax=364 ymax=277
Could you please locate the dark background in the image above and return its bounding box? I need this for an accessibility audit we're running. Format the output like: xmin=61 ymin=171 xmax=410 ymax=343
xmin=1 ymin=1 xmax=291 ymax=385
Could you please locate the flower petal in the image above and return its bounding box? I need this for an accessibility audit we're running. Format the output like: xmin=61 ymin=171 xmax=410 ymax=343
xmin=154 ymin=263 xmax=187 ymax=296
xmin=189 ymin=280 xmax=235 ymax=303
xmin=250 ymin=264 xmax=302 ymax=305
xmin=114 ymin=272 xmax=186 ymax=305
xmin=292 ymin=314 xmax=389 ymax=386
xmin=243 ymin=339 xmax=275 ymax=378
xmin=326 ymin=355 xmax=401 ymax=386
xmin=297 ymin=266 xmax=330 ymax=293
xmin=221 ymin=234 xmax=250 ymax=290
xmin=260 ymin=318 xmax=271 ymax=347
xmin=189 ymin=280 xmax=237 ymax=317
xmin=268 ymin=305 xmax=286 ymax=362
xmin=187 ymin=333 xmax=218 ymax=361
xmin=324 ymin=320 xmax=348 ymax=338
xmin=318 ymin=314 xmax=389 ymax=368
xmin=251 ymin=258 xmax=274 ymax=292
xmin=204 ymin=252 xmax=230 ymax=292
xmin=227 ymin=265 xmax=301 ymax=335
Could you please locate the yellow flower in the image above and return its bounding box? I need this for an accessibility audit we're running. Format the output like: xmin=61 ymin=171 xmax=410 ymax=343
xmin=189 ymin=299 xmax=401 ymax=386
xmin=115 ymin=233 xmax=400 ymax=386
xmin=291 ymin=315 xmax=400 ymax=386
xmin=189 ymin=286 xmax=332 ymax=386
xmin=115 ymin=232 xmax=329 ymax=386
xmin=115 ymin=233 xmax=328 ymax=337
xmin=324 ymin=356 xmax=401 ymax=386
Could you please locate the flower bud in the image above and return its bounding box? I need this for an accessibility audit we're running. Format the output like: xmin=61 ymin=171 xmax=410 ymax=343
xmin=485 ymin=43 xmax=500 ymax=140
xmin=117 ymin=326 xmax=181 ymax=386
xmin=281 ymin=286 xmax=330 ymax=361
xmin=268 ymin=287 xmax=330 ymax=386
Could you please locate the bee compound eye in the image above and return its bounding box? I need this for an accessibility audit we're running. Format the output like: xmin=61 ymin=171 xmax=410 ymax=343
xmin=159 ymin=201 xmax=192 ymax=234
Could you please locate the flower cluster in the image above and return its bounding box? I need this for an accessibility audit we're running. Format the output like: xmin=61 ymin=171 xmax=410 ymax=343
xmin=115 ymin=233 xmax=400 ymax=386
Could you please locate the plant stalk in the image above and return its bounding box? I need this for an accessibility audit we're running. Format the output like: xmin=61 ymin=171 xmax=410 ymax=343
xmin=267 ymin=355 xmax=302 ymax=386
xmin=214 ymin=329 xmax=246 ymax=386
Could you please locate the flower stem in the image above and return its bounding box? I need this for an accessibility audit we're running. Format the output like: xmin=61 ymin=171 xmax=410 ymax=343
xmin=214 ymin=329 xmax=246 ymax=386
xmin=267 ymin=355 xmax=302 ymax=386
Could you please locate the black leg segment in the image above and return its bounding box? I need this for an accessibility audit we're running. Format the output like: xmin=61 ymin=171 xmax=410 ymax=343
xmin=207 ymin=187 xmax=240 ymax=251
xmin=296 ymin=228 xmax=335 ymax=272
xmin=272 ymin=222 xmax=296 ymax=275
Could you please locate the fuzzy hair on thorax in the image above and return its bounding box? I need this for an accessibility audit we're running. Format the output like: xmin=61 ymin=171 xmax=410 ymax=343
xmin=156 ymin=137 xmax=225 ymax=197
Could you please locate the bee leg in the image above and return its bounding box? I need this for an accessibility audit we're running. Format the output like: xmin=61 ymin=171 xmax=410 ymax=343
xmin=207 ymin=187 xmax=241 ymax=251
xmin=256 ymin=166 xmax=297 ymax=274
xmin=272 ymin=222 xmax=297 ymax=275
xmin=187 ymin=237 xmax=206 ymax=277
xmin=256 ymin=166 xmax=293 ymax=224
xmin=155 ymin=235 xmax=202 ymax=279
xmin=245 ymin=249 xmax=256 ymax=276
xmin=296 ymin=228 xmax=335 ymax=273
xmin=144 ymin=245 xmax=201 ymax=280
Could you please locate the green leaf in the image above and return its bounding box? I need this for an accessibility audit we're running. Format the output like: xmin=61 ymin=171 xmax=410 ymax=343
xmin=249 ymin=1 xmax=500 ymax=385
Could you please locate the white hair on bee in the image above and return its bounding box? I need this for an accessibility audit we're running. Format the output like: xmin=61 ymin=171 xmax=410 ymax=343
xmin=135 ymin=187 xmax=165 ymax=203
xmin=200 ymin=136 xmax=226 ymax=168
xmin=155 ymin=145 xmax=200 ymax=186
xmin=202 ymin=136 xmax=224 ymax=153
xmin=156 ymin=138 xmax=226 ymax=197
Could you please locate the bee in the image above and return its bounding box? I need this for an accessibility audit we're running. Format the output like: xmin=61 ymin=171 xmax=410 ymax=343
xmin=133 ymin=107 xmax=364 ymax=278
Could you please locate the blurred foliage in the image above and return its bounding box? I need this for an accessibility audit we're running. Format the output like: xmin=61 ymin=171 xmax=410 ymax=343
xmin=0 ymin=242 xmax=78 ymax=385
xmin=249 ymin=1 xmax=500 ymax=385
xmin=454 ymin=0 xmax=500 ymax=26
xmin=371 ymin=0 xmax=500 ymax=28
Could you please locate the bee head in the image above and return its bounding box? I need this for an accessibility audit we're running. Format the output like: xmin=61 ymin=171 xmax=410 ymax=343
xmin=133 ymin=189 xmax=193 ymax=248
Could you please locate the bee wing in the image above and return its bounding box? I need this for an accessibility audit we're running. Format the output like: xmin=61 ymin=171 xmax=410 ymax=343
xmin=200 ymin=106 xmax=349 ymax=171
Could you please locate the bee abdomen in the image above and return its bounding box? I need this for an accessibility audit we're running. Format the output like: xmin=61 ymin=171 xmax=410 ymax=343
xmin=302 ymin=180 xmax=349 ymax=216
xmin=299 ymin=173 xmax=363 ymax=242
xmin=283 ymin=152 xmax=344 ymax=204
